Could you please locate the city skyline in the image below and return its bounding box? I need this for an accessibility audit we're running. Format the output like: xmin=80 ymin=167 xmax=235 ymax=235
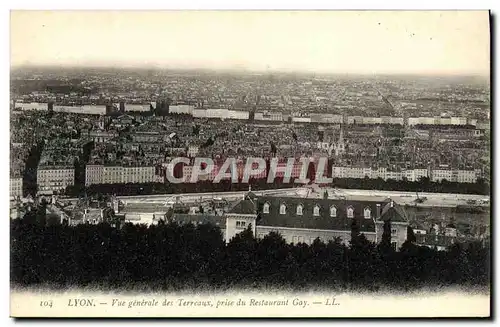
xmin=11 ymin=11 xmax=490 ymax=76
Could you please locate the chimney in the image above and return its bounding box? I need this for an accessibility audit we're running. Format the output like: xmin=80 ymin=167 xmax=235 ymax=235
xmin=376 ymin=204 xmax=381 ymax=219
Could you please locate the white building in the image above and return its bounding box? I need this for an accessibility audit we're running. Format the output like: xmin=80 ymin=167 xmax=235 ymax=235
xmin=85 ymin=165 xmax=157 ymax=186
xmin=455 ymin=170 xmax=478 ymax=183
xmin=431 ymin=169 xmax=477 ymax=183
xmin=413 ymin=169 xmax=429 ymax=181
xmin=122 ymin=166 xmax=156 ymax=184
xmin=254 ymin=111 xmax=283 ymax=122
xmin=227 ymin=110 xmax=250 ymax=120
xmin=408 ymin=116 xmax=471 ymax=127
xmin=332 ymin=167 xmax=429 ymax=182
xmin=372 ymin=167 xmax=388 ymax=180
xmin=169 ymin=104 xmax=195 ymax=115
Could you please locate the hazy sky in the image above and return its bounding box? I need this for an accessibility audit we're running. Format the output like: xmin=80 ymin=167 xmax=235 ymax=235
xmin=11 ymin=11 xmax=490 ymax=75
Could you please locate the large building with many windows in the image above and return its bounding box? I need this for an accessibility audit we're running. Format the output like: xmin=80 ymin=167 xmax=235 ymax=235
xmin=332 ymin=166 xmax=429 ymax=182
xmin=430 ymin=169 xmax=479 ymax=183
xmin=242 ymin=194 xmax=409 ymax=250
xmin=117 ymin=190 xmax=410 ymax=251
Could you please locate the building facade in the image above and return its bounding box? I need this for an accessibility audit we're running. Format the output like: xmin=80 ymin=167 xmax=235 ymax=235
xmin=225 ymin=193 xmax=409 ymax=249
xmin=431 ymin=169 xmax=478 ymax=183
xmin=85 ymin=165 xmax=157 ymax=186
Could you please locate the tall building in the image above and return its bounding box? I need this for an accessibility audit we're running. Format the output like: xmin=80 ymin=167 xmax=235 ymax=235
xmin=10 ymin=177 xmax=23 ymax=199
xmin=119 ymin=101 xmax=125 ymax=113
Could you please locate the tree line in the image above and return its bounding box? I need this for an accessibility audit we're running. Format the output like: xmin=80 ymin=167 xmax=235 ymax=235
xmin=63 ymin=177 xmax=298 ymax=198
xmin=11 ymin=217 xmax=489 ymax=292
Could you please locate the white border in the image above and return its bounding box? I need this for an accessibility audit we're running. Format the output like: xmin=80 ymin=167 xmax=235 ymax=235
xmin=3 ymin=1 xmax=499 ymax=10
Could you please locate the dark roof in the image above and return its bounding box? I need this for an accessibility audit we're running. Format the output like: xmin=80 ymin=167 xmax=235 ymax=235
xmin=245 ymin=191 xmax=258 ymax=201
xmin=227 ymin=199 xmax=256 ymax=214
xmin=171 ymin=213 xmax=226 ymax=228
xmin=255 ymin=196 xmax=382 ymax=233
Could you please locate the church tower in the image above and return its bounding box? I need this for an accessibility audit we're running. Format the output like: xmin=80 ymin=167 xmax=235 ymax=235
xmin=335 ymin=125 xmax=346 ymax=156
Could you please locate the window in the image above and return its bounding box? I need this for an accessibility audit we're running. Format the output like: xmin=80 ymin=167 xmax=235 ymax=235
xmin=330 ymin=206 xmax=337 ymax=217
xmin=391 ymin=229 xmax=397 ymax=235
xmin=296 ymin=205 xmax=303 ymax=216
xmin=236 ymin=221 xmax=246 ymax=228
xmin=280 ymin=204 xmax=286 ymax=215
xmin=364 ymin=207 xmax=371 ymax=219
xmin=263 ymin=202 xmax=270 ymax=214
xmin=313 ymin=205 xmax=320 ymax=216
xmin=347 ymin=207 xmax=354 ymax=218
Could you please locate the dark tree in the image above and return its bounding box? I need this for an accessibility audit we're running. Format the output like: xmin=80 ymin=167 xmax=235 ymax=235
xmin=350 ymin=219 xmax=361 ymax=246
xmin=10 ymin=208 xmax=490 ymax=292
xmin=406 ymin=226 xmax=416 ymax=243
xmin=306 ymin=162 xmax=316 ymax=184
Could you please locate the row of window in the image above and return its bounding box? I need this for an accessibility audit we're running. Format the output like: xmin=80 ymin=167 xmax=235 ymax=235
xmin=38 ymin=173 xmax=74 ymax=177
xmin=262 ymin=203 xmax=373 ymax=219
xmin=39 ymin=181 xmax=73 ymax=186
xmin=38 ymin=178 xmax=73 ymax=182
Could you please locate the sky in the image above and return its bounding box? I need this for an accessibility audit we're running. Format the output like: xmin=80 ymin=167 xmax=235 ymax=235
xmin=10 ymin=11 xmax=490 ymax=75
